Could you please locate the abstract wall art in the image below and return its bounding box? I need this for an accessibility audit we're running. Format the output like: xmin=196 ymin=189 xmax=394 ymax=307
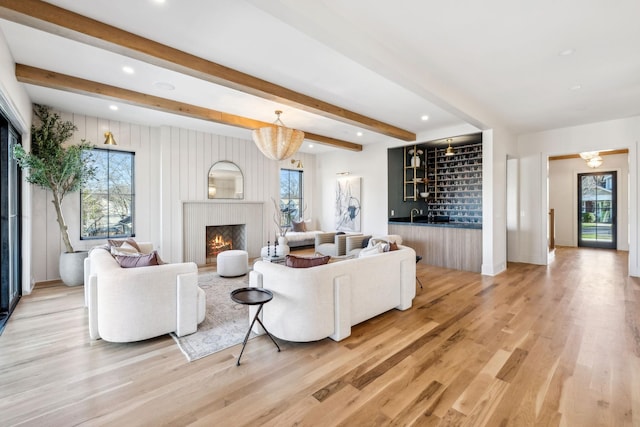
xmin=335 ymin=176 xmax=361 ymax=232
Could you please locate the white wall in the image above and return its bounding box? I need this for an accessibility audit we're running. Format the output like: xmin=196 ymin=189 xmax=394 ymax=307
xmin=549 ymin=154 xmax=628 ymax=249
xmin=517 ymin=116 xmax=640 ymax=275
xmin=315 ymin=142 xmax=389 ymax=235
xmin=26 ymin=112 xmax=313 ymax=282
xmin=0 ymin=29 xmax=30 ymax=132
xmin=481 ymin=127 xmax=517 ymax=276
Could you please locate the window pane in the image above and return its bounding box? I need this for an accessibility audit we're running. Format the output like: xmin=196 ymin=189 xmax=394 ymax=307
xmin=81 ymin=148 xmax=135 ymax=239
xmin=279 ymin=169 xmax=303 ymax=226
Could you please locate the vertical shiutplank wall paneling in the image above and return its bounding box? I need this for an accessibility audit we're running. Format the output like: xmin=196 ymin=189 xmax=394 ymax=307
xmin=32 ymin=111 xmax=300 ymax=282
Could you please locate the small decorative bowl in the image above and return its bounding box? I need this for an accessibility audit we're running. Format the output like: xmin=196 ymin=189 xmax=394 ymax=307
xmin=419 ymin=192 xmax=429 ymax=198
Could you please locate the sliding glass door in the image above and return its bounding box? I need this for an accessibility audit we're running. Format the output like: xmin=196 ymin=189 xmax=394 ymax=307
xmin=0 ymin=114 xmax=21 ymax=333
xmin=578 ymin=172 xmax=616 ymax=249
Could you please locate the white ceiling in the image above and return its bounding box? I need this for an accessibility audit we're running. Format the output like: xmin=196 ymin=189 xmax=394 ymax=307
xmin=1 ymin=0 xmax=638 ymax=154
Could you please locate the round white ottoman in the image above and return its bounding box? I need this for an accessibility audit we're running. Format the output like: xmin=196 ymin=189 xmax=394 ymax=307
xmin=217 ymin=250 xmax=249 ymax=277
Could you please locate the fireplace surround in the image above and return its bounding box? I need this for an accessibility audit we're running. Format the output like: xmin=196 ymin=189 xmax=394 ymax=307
xmin=183 ymin=201 xmax=264 ymax=266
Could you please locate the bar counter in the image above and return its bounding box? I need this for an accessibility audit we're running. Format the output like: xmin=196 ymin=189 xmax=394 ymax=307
xmin=389 ymin=220 xmax=482 ymax=272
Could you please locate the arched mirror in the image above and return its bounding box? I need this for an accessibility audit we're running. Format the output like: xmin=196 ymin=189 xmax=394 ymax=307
xmin=208 ymin=161 xmax=244 ymax=199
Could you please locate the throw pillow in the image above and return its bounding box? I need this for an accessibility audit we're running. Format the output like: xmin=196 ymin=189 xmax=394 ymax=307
xmin=291 ymin=220 xmax=307 ymax=232
xmin=359 ymin=242 xmax=385 ymax=258
xmin=361 ymin=236 xmax=371 ymax=248
xmin=367 ymin=238 xmax=386 ymax=248
xmin=110 ymin=241 xmax=140 ymax=256
xmin=108 ymin=237 xmax=141 ymax=252
xmin=388 ymin=242 xmax=399 ymax=251
xmin=285 ymin=254 xmax=330 ymax=268
xmin=116 ymin=251 xmax=161 ymax=268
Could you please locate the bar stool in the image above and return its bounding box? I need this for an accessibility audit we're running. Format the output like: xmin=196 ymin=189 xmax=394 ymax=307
xmin=416 ymin=255 xmax=423 ymax=289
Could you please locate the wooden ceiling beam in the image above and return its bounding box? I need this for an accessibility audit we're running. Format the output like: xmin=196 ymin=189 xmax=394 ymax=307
xmin=15 ymin=64 xmax=362 ymax=152
xmin=0 ymin=0 xmax=416 ymax=142
xmin=549 ymin=149 xmax=629 ymax=161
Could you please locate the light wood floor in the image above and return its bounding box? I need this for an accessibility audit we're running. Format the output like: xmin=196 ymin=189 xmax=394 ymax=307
xmin=1 ymin=247 xmax=639 ymax=426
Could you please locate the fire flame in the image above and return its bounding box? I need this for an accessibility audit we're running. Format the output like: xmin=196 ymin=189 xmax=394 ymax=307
xmin=207 ymin=235 xmax=233 ymax=258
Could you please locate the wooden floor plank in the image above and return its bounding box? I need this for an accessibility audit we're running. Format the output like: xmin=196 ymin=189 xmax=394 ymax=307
xmin=0 ymin=247 xmax=638 ymax=426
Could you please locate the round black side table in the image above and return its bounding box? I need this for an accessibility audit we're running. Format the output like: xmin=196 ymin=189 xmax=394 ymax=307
xmin=230 ymin=287 xmax=281 ymax=366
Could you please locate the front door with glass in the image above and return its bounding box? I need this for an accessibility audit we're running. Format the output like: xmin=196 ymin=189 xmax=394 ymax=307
xmin=578 ymin=172 xmax=616 ymax=249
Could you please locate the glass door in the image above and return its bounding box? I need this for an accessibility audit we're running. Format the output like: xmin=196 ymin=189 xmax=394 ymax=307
xmin=578 ymin=172 xmax=616 ymax=249
xmin=0 ymin=116 xmax=21 ymax=333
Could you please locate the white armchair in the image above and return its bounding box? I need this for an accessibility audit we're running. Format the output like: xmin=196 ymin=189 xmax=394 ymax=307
xmin=84 ymin=244 xmax=206 ymax=342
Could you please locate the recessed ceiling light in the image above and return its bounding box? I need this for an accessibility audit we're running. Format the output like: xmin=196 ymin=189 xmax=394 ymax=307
xmin=570 ymin=84 xmax=582 ymax=91
xmin=109 ymin=105 xmax=119 ymax=111
xmin=421 ymin=115 xmax=430 ymax=121
xmin=308 ymin=144 xmax=314 ymax=149
xmin=356 ymin=131 xmax=363 ymax=137
xmin=152 ymin=0 xmax=166 ymax=4
xmin=153 ymin=81 xmax=175 ymax=91
xmin=122 ymin=66 xmax=134 ymax=74
xmin=559 ymin=48 xmax=575 ymax=57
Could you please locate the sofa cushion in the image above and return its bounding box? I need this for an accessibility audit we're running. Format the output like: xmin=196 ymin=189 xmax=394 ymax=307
xmin=328 ymin=254 xmax=356 ymax=263
xmin=285 ymin=254 xmax=330 ymax=268
xmin=291 ymin=220 xmax=307 ymax=232
xmin=115 ymin=250 xmax=162 ymax=268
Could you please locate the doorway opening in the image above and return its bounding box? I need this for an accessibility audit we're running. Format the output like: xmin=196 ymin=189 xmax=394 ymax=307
xmin=578 ymin=171 xmax=616 ymax=249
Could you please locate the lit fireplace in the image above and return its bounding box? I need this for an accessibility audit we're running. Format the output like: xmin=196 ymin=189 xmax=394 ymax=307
xmin=208 ymin=235 xmax=233 ymax=257
xmin=205 ymin=224 xmax=246 ymax=264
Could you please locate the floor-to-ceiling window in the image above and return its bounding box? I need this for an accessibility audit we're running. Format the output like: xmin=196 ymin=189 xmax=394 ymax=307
xmin=0 ymin=113 xmax=21 ymax=333
xmin=578 ymin=171 xmax=616 ymax=249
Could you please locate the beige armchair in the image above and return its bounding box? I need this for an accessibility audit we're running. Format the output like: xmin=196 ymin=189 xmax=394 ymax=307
xmin=315 ymin=232 xmax=358 ymax=256
xmin=345 ymin=234 xmax=372 ymax=257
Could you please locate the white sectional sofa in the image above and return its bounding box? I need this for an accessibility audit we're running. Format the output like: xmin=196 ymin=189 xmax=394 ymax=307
xmin=84 ymin=242 xmax=206 ymax=342
xmin=248 ymin=245 xmax=416 ymax=342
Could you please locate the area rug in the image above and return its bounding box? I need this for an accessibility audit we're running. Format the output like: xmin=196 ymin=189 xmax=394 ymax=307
xmin=171 ymin=272 xmax=253 ymax=362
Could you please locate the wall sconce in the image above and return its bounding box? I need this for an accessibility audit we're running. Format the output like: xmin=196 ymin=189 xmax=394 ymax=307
xmin=104 ymin=131 xmax=117 ymax=145
xmin=336 ymin=171 xmax=350 ymax=176
xmin=290 ymin=158 xmax=303 ymax=169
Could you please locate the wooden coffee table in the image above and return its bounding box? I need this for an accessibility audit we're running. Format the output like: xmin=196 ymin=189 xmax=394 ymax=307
xmin=230 ymin=287 xmax=281 ymax=365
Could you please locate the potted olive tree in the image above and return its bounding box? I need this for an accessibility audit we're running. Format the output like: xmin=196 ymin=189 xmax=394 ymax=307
xmin=13 ymin=104 xmax=95 ymax=286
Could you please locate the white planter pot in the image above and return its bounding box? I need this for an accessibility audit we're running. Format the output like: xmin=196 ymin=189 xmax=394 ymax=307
xmin=59 ymin=251 xmax=88 ymax=286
